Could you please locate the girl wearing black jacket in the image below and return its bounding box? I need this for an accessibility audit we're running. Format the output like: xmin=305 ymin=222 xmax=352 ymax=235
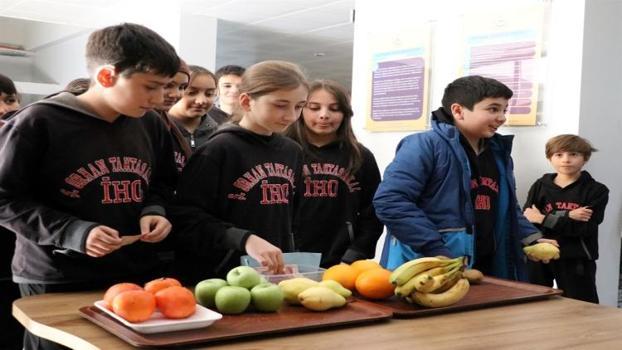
xmin=285 ymin=80 xmax=383 ymax=268
xmin=172 ymin=61 xmax=308 ymax=282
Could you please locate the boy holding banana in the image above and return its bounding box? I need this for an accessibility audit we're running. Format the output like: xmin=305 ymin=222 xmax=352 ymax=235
xmin=374 ymin=75 xmax=556 ymax=281
xmin=523 ymin=134 xmax=608 ymax=303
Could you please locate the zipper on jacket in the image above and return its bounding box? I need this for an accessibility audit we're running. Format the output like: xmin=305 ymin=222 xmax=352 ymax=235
xmin=580 ymin=238 xmax=593 ymax=260
xmin=190 ymin=133 xmax=196 ymax=148
xmin=346 ymin=221 xmax=354 ymax=242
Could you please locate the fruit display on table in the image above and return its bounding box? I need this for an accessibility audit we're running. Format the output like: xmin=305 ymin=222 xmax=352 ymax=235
xmin=391 ymin=256 xmax=471 ymax=308
xmin=102 ymin=277 xmax=196 ymax=323
xmin=195 ymin=266 xmax=283 ymax=314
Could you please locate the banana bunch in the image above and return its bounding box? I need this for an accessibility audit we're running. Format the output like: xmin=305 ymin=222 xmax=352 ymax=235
xmin=391 ymin=256 xmax=470 ymax=308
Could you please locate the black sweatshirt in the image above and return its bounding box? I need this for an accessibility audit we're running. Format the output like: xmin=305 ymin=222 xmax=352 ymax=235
xmin=0 ymin=92 xmax=178 ymax=284
xmin=171 ymin=125 xmax=303 ymax=278
xmin=173 ymin=114 xmax=218 ymax=151
xmin=523 ymin=171 xmax=608 ymax=260
xmin=292 ymin=141 xmax=383 ymax=268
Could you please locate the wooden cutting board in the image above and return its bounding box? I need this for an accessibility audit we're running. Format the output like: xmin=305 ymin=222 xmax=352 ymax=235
xmin=367 ymin=276 xmax=563 ymax=318
xmin=80 ymin=297 xmax=393 ymax=348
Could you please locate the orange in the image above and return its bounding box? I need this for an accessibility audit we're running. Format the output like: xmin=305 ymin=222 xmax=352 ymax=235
xmin=144 ymin=277 xmax=182 ymax=295
xmin=355 ymin=268 xmax=394 ymax=300
xmin=103 ymin=283 xmax=143 ymax=310
xmin=155 ymin=286 xmax=196 ymax=319
xmin=350 ymin=260 xmax=382 ymax=278
xmin=322 ymin=264 xmax=358 ymax=290
xmin=112 ymin=290 xmax=156 ymax=323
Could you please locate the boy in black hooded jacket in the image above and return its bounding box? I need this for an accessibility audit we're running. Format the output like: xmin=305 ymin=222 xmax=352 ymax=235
xmin=0 ymin=23 xmax=179 ymax=349
xmin=523 ymin=134 xmax=608 ymax=303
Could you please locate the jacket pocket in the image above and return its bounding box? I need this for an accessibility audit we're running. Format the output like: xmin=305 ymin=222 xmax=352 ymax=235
xmin=440 ymin=230 xmax=473 ymax=266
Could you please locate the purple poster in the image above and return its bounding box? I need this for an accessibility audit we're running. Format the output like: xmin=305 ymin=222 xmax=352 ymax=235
xmin=371 ymin=56 xmax=425 ymax=121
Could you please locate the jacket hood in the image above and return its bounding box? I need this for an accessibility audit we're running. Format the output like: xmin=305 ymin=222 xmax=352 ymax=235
xmin=540 ymin=170 xmax=594 ymax=189
xmin=431 ymin=107 xmax=454 ymax=124
xmin=37 ymin=92 xmax=106 ymax=120
xmin=210 ymin=123 xmax=285 ymax=147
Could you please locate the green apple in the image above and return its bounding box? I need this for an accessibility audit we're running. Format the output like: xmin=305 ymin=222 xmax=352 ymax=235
xmin=215 ymin=286 xmax=251 ymax=314
xmin=226 ymin=266 xmax=262 ymax=289
xmin=194 ymin=278 xmax=228 ymax=308
xmin=251 ymin=283 xmax=284 ymax=312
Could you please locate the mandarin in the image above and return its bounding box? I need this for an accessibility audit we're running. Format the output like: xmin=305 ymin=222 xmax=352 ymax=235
xmin=350 ymin=259 xmax=382 ymax=278
xmin=103 ymin=282 xmax=143 ymax=310
xmin=155 ymin=286 xmax=197 ymax=319
xmin=322 ymin=264 xmax=357 ymax=290
xmin=144 ymin=277 xmax=182 ymax=295
xmin=112 ymin=290 xmax=156 ymax=323
xmin=355 ymin=268 xmax=394 ymax=300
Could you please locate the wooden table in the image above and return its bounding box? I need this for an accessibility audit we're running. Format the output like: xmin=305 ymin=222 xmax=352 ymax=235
xmin=13 ymin=291 xmax=622 ymax=349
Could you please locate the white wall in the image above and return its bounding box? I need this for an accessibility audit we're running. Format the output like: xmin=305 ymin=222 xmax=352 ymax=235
xmin=353 ymin=0 xmax=622 ymax=306
xmin=179 ymin=15 xmax=218 ymax=71
xmin=576 ymin=0 xmax=622 ymax=306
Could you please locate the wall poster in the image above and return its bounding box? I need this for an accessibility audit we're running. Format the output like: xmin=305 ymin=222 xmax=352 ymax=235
xmin=366 ymin=26 xmax=430 ymax=132
xmin=462 ymin=5 xmax=545 ymax=126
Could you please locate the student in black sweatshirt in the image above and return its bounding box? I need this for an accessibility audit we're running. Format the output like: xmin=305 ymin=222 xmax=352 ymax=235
xmin=523 ymin=134 xmax=609 ymax=303
xmin=0 ymin=73 xmax=24 ymax=350
xmin=172 ymin=60 xmax=308 ymax=282
xmin=208 ymin=64 xmax=245 ymax=124
xmin=168 ymin=65 xmax=219 ymax=151
xmin=0 ymin=23 xmax=179 ymax=350
xmin=285 ymin=80 xmax=383 ymax=268
xmin=155 ymin=58 xmax=192 ymax=173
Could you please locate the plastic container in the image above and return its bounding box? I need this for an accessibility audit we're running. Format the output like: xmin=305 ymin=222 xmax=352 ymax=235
xmin=254 ymin=265 xmax=326 ymax=284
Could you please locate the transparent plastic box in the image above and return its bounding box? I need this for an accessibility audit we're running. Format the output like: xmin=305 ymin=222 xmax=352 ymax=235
xmin=253 ymin=264 xmax=326 ymax=284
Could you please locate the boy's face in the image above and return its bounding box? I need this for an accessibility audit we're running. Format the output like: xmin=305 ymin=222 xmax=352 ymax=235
xmin=0 ymin=92 xmax=20 ymax=118
xmin=549 ymin=151 xmax=586 ymax=177
xmin=103 ymin=70 xmax=170 ymax=118
xmin=217 ymin=74 xmax=242 ymax=107
xmin=452 ymin=97 xmax=508 ymax=141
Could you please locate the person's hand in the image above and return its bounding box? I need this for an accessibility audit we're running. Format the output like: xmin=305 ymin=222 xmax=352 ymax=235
xmin=244 ymin=234 xmax=284 ymax=274
xmin=569 ymin=206 xmax=592 ymax=222
xmin=523 ymin=205 xmax=545 ymax=224
xmin=139 ymin=215 xmax=172 ymax=243
xmin=85 ymin=225 xmax=122 ymax=257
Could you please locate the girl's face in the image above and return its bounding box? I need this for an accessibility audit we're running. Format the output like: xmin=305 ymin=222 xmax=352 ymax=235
xmin=240 ymin=85 xmax=308 ymax=135
xmin=302 ymin=88 xmax=344 ymax=143
xmin=160 ymin=72 xmax=189 ymax=111
xmin=178 ymin=74 xmax=216 ymax=118
xmin=0 ymin=92 xmax=20 ymax=118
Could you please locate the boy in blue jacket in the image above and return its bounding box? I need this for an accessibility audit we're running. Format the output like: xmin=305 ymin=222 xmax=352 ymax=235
xmin=374 ymin=75 xmax=556 ymax=281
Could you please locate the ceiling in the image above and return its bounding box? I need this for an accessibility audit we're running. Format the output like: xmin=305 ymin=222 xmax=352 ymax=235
xmin=0 ymin=0 xmax=355 ymax=87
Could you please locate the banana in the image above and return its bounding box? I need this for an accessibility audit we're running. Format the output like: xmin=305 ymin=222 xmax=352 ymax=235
xmin=395 ymin=272 xmax=433 ymax=297
xmin=431 ymin=266 xmax=464 ymax=293
xmin=412 ymin=278 xmax=470 ymax=308
xmin=390 ymin=257 xmax=461 ymax=286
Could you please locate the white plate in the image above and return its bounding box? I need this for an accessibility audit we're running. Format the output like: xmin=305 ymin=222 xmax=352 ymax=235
xmin=94 ymin=300 xmax=222 ymax=334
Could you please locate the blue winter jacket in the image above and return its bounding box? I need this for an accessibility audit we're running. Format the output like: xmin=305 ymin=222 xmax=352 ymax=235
xmin=374 ymin=110 xmax=541 ymax=281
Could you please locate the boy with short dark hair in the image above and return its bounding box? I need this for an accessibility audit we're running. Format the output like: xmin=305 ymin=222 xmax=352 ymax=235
xmin=207 ymin=64 xmax=245 ymax=124
xmin=374 ymin=75 xmax=554 ymax=281
xmin=0 ymin=23 xmax=179 ymax=349
xmin=523 ymin=134 xmax=608 ymax=303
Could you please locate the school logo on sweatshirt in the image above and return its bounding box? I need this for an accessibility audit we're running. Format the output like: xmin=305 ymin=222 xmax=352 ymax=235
xmin=544 ymin=201 xmax=580 ymax=213
xmin=61 ymin=157 xmax=151 ymax=204
xmin=470 ymin=176 xmax=499 ymax=210
xmin=229 ymin=162 xmax=295 ymax=204
xmin=302 ymin=163 xmax=360 ymax=198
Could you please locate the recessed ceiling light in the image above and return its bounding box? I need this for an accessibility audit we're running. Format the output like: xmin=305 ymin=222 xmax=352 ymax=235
xmin=313 ymin=52 xmax=325 ymax=57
